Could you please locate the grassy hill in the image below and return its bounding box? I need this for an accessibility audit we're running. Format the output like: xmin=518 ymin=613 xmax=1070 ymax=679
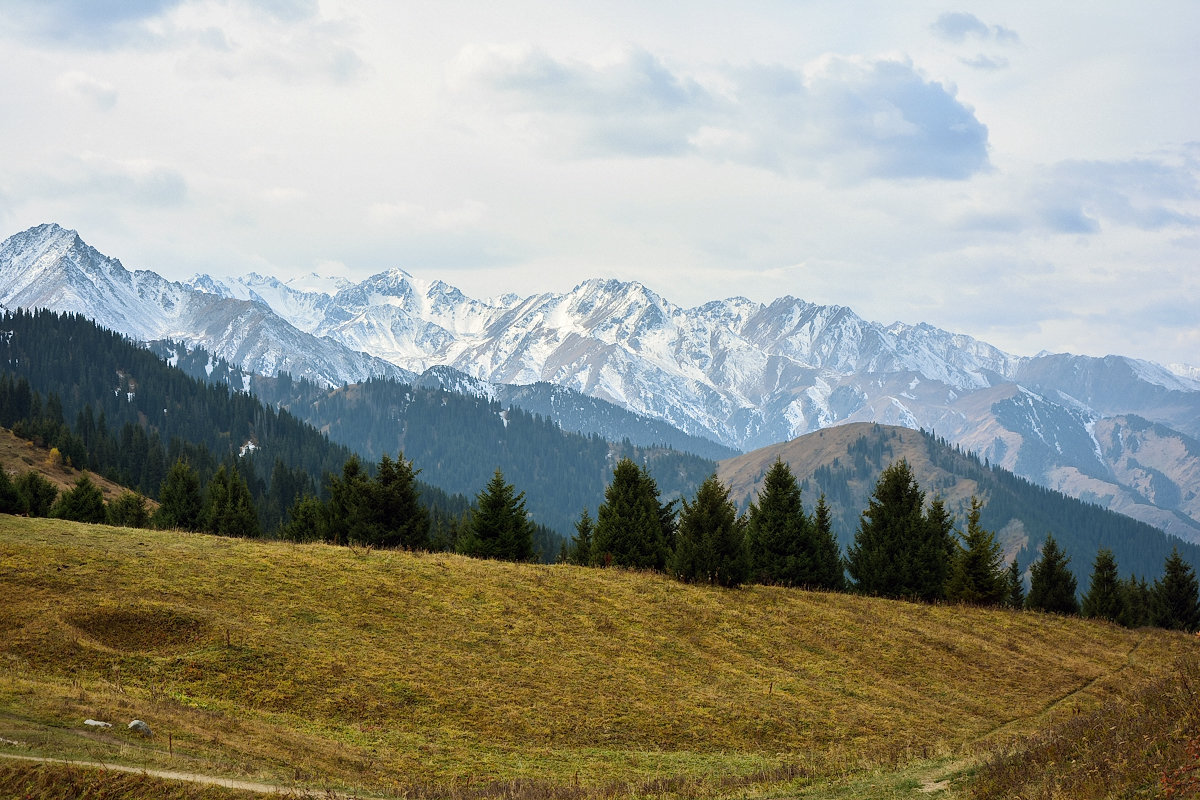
xmin=2 ymin=516 xmax=1198 ymax=799
xmin=0 ymin=426 xmax=154 ymax=508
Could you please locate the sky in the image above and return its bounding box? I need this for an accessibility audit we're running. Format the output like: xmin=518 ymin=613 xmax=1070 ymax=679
xmin=1 ymin=1 xmax=1198 ymax=367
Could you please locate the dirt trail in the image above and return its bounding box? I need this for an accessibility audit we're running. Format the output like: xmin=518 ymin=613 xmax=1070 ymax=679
xmin=0 ymin=751 xmax=362 ymax=798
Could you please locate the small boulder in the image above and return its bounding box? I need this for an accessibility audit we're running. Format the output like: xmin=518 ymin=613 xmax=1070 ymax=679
xmin=83 ymin=719 xmax=112 ymax=729
xmin=127 ymin=719 xmax=153 ymax=737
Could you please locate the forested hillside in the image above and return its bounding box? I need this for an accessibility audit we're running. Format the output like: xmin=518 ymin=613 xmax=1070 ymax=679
xmin=719 ymin=423 xmax=1200 ymax=583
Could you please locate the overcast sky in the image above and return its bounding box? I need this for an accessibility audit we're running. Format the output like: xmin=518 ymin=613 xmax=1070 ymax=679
xmin=2 ymin=1 xmax=1198 ymax=367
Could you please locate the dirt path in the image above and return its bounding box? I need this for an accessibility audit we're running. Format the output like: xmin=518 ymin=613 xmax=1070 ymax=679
xmin=0 ymin=751 xmax=362 ymax=798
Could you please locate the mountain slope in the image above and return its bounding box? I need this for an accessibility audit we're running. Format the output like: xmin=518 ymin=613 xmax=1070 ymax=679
xmin=0 ymin=224 xmax=410 ymax=388
xmin=718 ymin=423 xmax=1200 ymax=583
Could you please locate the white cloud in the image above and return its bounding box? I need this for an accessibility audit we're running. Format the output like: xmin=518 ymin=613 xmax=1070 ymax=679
xmin=55 ymin=70 xmax=118 ymax=110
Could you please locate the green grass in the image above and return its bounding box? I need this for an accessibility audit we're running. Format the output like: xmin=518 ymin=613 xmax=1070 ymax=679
xmin=2 ymin=515 xmax=1197 ymax=798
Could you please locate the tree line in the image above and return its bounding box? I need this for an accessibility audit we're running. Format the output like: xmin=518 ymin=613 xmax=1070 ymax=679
xmin=563 ymin=457 xmax=1200 ymax=633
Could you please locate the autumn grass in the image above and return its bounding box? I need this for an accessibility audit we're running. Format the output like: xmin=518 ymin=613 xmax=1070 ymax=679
xmin=2 ymin=516 xmax=1198 ymax=798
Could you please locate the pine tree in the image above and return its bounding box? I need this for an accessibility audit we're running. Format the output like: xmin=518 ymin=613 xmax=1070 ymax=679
xmin=1152 ymin=548 xmax=1200 ymax=632
xmin=326 ymin=456 xmax=376 ymax=546
xmin=1081 ymin=548 xmax=1124 ymax=623
xmin=670 ymin=474 xmax=747 ymax=587
xmin=50 ymin=475 xmax=106 ymax=524
xmin=374 ymin=453 xmax=429 ymax=549
xmin=15 ymin=470 xmax=57 ymax=516
xmin=568 ymin=508 xmax=594 ymax=566
xmin=459 ymin=469 xmax=534 ymax=562
xmin=811 ymin=494 xmax=846 ymax=590
xmin=1118 ymin=576 xmax=1153 ymax=628
xmin=107 ymin=492 xmax=150 ymax=528
xmin=745 ymin=458 xmax=813 ymax=586
xmin=1004 ymin=559 xmax=1025 ymax=609
xmin=1026 ymin=534 xmax=1079 ymax=615
xmin=281 ymin=495 xmax=328 ymax=542
xmin=945 ymin=496 xmax=1006 ymax=606
xmin=155 ymin=458 xmax=203 ymax=531
xmin=846 ymin=460 xmax=948 ymax=600
xmin=594 ymin=458 xmax=671 ymax=570
xmin=0 ymin=469 xmax=23 ymax=514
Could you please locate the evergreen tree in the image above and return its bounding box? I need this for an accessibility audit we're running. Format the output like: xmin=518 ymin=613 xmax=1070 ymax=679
xmin=945 ymin=496 xmax=1006 ymax=606
xmin=15 ymin=470 xmax=57 ymax=517
xmin=373 ymin=453 xmax=429 ymax=549
xmin=744 ymin=458 xmax=808 ymax=585
xmin=811 ymin=494 xmax=846 ymax=590
xmin=1081 ymin=548 xmax=1124 ymax=623
xmin=1026 ymin=534 xmax=1079 ymax=615
xmin=326 ymin=456 xmax=377 ymax=546
xmin=155 ymin=458 xmax=203 ymax=530
xmin=846 ymin=460 xmax=949 ymax=601
xmin=568 ymin=508 xmax=594 ymax=566
xmin=458 ymin=469 xmax=534 ymax=562
xmin=1004 ymin=559 xmax=1025 ymax=609
xmin=107 ymin=492 xmax=150 ymax=528
xmin=1152 ymin=548 xmax=1200 ymax=632
xmin=593 ymin=458 xmax=671 ymax=570
xmin=670 ymin=474 xmax=747 ymax=587
xmin=50 ymin=475 xmax=106 ymax=524
xmin=1118 ymin=576 xmax=1153 ymax=628
xmin=0 ymin=469 xmax=23 ymax=514
xmin=281 ymin=494 xmax=328 ymax=542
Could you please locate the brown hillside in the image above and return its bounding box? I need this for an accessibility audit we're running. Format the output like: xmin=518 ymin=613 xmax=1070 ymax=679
xmin=0 ymin=427 xmax=153 ymax=506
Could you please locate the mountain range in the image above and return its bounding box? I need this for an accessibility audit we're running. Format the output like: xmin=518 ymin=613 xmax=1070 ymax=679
xmin=4 ymin=222 xmax=1200 ymax=543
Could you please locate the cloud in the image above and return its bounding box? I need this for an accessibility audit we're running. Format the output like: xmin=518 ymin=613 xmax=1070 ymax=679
xmin=959 ymin=55 xmax=1009 ymax=71
xmin=2 ymin=0 xmax=186 ymax=48
xmin=1036 ymin=158 xmax=1200 ymax=233
xmin=454 ymin=46 xmax=989 ymax=181
xmin=29 ymin=155 xmax=189 ymax=207
xmin=931 ymin=12 xmax=1020 ymax=44
xmin=55 ymin=71 xmax=118 ymax=110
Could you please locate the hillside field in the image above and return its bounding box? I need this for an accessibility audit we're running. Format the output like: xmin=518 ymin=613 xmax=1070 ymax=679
xmin=1 ymin=516 xmax=1198 ymax=798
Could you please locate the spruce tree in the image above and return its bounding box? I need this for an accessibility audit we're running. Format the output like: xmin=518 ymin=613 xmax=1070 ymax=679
xmin=326 ymin=456 xmax=377 ymax=546
xmin=281 ymin=495 xmax=328 ymax=542
xmin=568 ymin=508 xmax=594 ymax=566
xmin=594 ymin=458 xmax=671 ymax=570
xmin=1026 ymin=534 xmax=1079 ymax=615
xmin=1152 ymin=548 xmax=1200 ymax=632
xmin=374 ymin=453 xmax=429 ymax=550
xmin=745 ymin=458 xmax=821 ymax=586
xmin=1004 ymin=559 xmax=1025 ymax=609
xmin=811 ymin=494 xmax=846 ymax=590
xmin=945 ymin=496 xmax=1006 ymax=606
xmin=846 ymin=460 xmax=948 ymax=600
xmin=155 ymin=458 xmax=203 ymax=531
xmin=1118 ymin=576 xmax=1153 ymax=628
xmin=107 ymin=492 xmax=150 ymax=528
xmin=1081 ymin=548 xmax=1124 ymax=623
xmin=459 ymin=469 xmax=534 ymax=562
xmin=670 ymin=474 xmax=746 ymax=587
xmin=51 ymin=475 xmax=106 ymax=524
xmin=0 ymin=469 xmax=23 ymax=514
xmin=15 ymin=470 xmax=57 ymax=517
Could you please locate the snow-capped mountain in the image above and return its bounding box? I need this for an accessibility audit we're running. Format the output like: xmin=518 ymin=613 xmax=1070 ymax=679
xmin=6 ymin=222 xmax=1200 ymax=542
xmin=0 ymin=224 xmax=411 ymax=387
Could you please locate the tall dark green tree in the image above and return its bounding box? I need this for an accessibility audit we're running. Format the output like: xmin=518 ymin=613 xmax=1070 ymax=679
xmin=0 ymin=469 xmax=23 ymax=514
xmin=1026 ymin=534 xmax=1079 ymax=615
xmin=811 ymin=494 xmax=846 ymax=590
xmin=280 ymin=494 xmax=328 ymax=542
xmin=568 ymin=508 xmax=594 ymax=566
xmin=154 ymin=458 xmax=203 ymax=531
xmin=593 ymin=458 xmax=672 ymax=570
xmin=374 ymin=453 xmax=430 ymax=549
xmin=1152 ymin=548 xmax=1200 ymax=632
xmin=50 ymin=475 xmax=106 ymax=524
xmin=1081 ymin=548 xmax=1124 ymax=623
xmin=1004 ymin=559 xmax=1025 ymax=609
xmin=846 ymin=460 xmax=950 ymax=601
xmin=326 ymin=455 xmax=376 ymax=546
xmin=15 ymin=470 xmax=57 ymax=517
xmin=745 ymin=458 xmax=818 ymax=586
xmin=1118 ymin=576 xmax=1153 ymax=628
xmin=670 ymin=474 xmax=747 ymax=587
xmin=107 ymin=492 xmax=150 ymax=528
xmin=945 ymin=496 xmax=1006 ymax=606
xmin=458 ymin=469 xmax=534 ymax=562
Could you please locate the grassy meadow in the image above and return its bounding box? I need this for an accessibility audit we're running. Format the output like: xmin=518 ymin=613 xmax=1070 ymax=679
xmin=1 ymin=515 xmax=1198 ymax=798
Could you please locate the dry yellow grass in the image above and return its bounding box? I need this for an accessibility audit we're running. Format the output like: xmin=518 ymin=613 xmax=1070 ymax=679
xmin=1 ymin=515 xmax=1196 ymax=798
